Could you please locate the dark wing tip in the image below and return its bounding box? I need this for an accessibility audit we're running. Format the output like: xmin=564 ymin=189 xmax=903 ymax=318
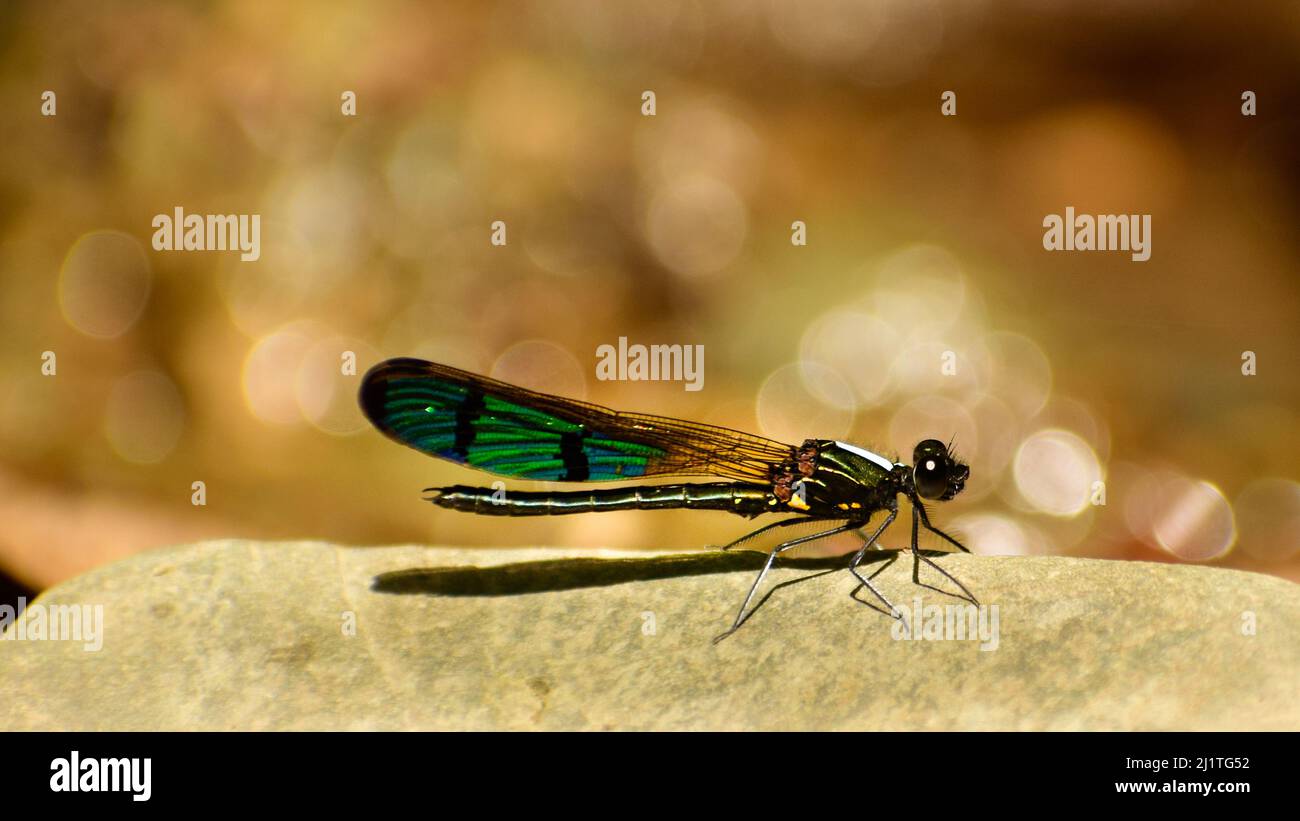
xmin=359 ymin=357 xmax=432 ymax=433
xmin=360 ymin=356 xmax=431 ymax=385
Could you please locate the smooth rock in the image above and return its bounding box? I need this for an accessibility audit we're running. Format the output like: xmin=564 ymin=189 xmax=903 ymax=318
xmin=1 ymin=540 xmax=1297 ymax=730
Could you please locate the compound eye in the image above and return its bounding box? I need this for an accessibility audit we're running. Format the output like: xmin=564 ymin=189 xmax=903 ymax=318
xmin=914 ymin=457 xmax=948 ymax=500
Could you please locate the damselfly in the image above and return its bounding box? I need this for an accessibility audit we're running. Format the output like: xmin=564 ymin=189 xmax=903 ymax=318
xmin=360 ymin=358 xmax=976 ymax=641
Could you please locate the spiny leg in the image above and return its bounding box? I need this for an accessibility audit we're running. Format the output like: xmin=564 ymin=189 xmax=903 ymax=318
xmin=849 ymin=550 xmax=905 ymax=624
xmin=916 ymin=501 xmax=972 ymax=553
xmin=716 ymin=516 xmax=814 ymax=552
xmin=909 ymin=499 xmax=925 ymax=586
xmin=909 ymin=501 xmax=979 ymax=604
xmin=713 ymin=520 xmax=862 ymax=643
xmin=846 ymin=505 xmax=904 ymax=622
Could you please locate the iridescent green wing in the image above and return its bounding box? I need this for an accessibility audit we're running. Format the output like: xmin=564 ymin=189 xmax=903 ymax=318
xmin=359 ymin=358 xmax=794 ymax=483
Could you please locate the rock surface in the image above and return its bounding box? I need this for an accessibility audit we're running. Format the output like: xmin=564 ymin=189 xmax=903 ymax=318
xmin=2 ymin=540 xmax=1297 ymax=730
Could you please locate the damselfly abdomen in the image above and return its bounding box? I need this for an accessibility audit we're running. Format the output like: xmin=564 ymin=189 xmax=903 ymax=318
xmin=360 ymin=357 xmax=976 ymax=641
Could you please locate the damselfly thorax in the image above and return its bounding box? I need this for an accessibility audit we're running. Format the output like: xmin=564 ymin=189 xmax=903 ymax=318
xmin=360 ymin=358 xmax=976 ymax=641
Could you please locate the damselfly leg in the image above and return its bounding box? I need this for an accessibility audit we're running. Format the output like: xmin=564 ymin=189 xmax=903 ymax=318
xmin=713 ymin=520 xmax=864 ymax=644
xmin=716 ymin=517 xmax=813 ymax=552
xmin=846 ymin=503 xmax=905 ymax=621
xmin=910 ymin=502 xmax=978 ymax=604
xmin=848 ymin=551 xmax=902 ymax=619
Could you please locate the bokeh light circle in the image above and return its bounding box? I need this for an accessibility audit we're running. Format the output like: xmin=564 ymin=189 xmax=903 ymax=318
xmin=969 ymin=395 xmax=1019 ymax=479
xmin=644 ymin=175 xmax=747 ymax=278
xmin=1012 ymin=429 xmax=1102 ymax=517
xmin=1152 ymin=478 xmax=1237 ymax=561
xmin=871 ymin=244 xmax=968 ymax=335
xmin=104 ymin=370 xmax=184 ymax=464
xmin=985 ymin=331 xmax=1053 ymax=420
xmin=756 ymin=362 xmax=854 ymax=443
xmin=243 ymin=323 xmax=321 ymax=425
xmin=491 ymin=340 xmax=586 ymax=399
xmin=799 ymin=309 xmax=899 ymax=406
xmin=296 ymin=337 xmax=380 ymax=435
xmin=59 ymin=230 xmax=152 ymax=338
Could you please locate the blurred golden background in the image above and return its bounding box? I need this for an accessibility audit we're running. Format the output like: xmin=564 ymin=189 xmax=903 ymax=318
xmin=2 ymin=1 xmax=1299 ymax=601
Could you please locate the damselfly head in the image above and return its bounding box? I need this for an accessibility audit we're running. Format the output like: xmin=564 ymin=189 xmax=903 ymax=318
xmin=911 ymin=439 xmax=969 ymax=501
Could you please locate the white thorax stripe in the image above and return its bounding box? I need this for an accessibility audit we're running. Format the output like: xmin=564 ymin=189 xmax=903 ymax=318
xmin=835 ymin=441 xmax=895 ymax=472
